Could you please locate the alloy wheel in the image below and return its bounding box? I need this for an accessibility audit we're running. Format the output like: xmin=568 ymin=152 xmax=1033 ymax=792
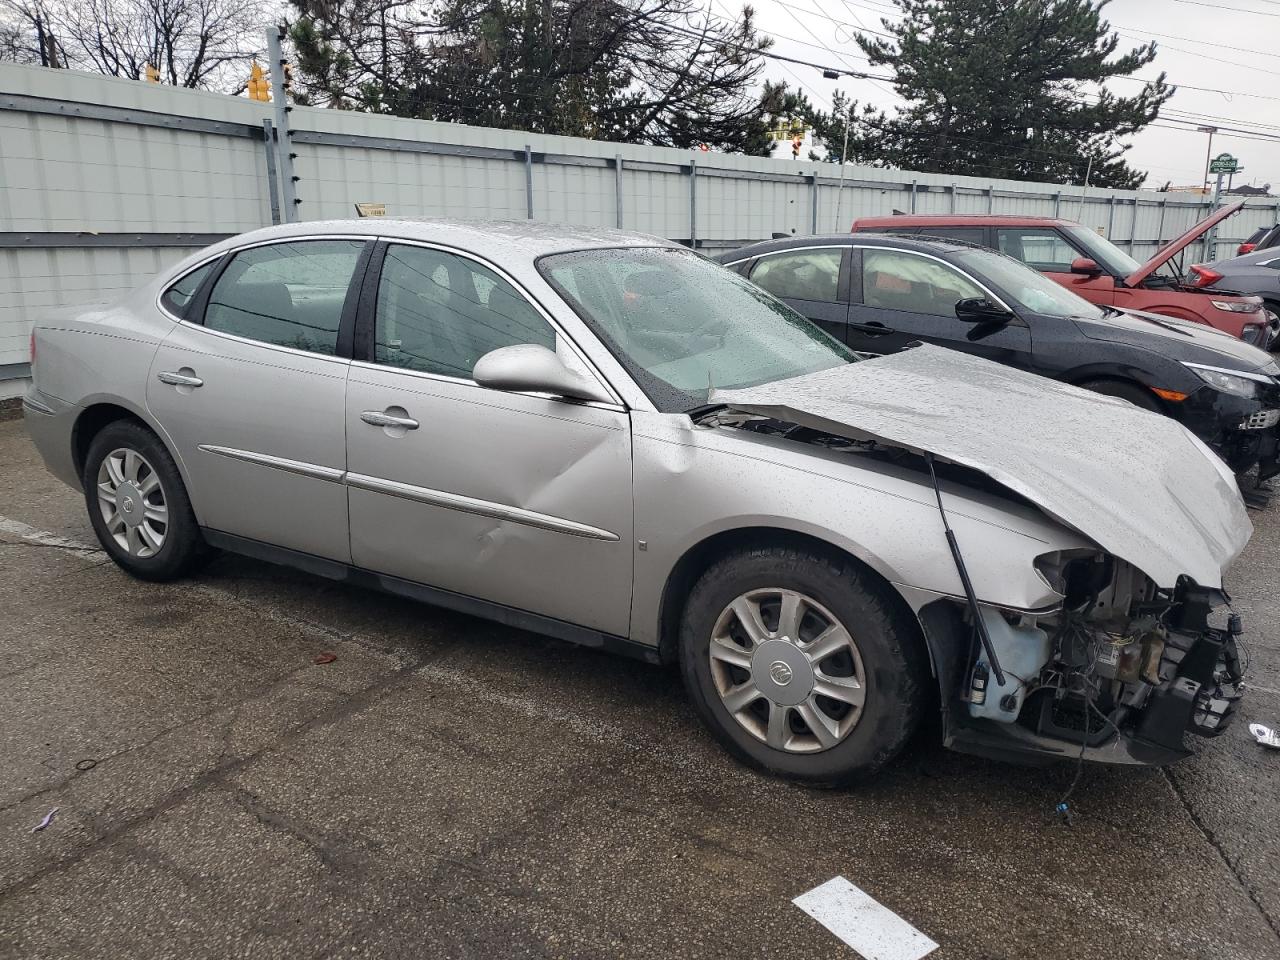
xmin=96 ymin=447 xmax=168 ymax=559
xmin=708 ymin=588 xmax=866 ymax=753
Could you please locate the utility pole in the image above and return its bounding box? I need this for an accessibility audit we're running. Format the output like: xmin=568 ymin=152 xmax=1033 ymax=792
xmin=833 ymin=105 xmax=852 ymax=233
xmin=1075 ymin=155 xmax=1093 ymax=221
xmin=1198 ymin=126 xmax=1217 ymax=192
xmin=267 ymin=27 xmax=299 ymax=222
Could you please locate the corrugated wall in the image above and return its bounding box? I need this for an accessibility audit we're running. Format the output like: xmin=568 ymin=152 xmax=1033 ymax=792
xmin=3 ymin=60 xmax=1280 ymax=384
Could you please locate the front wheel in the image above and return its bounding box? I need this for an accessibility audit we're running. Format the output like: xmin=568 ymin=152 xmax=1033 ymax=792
xmin=83 ymin=419 xmax=209 ymax=581
xmin=678 ymin=545 xmax=928 ymax=787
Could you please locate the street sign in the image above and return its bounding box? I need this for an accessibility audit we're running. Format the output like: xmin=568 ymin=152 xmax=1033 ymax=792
xmin=1208 ymin=153 xmax=1239 ymax=174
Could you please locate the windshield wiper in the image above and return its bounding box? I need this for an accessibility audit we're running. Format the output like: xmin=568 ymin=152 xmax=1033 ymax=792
xmin=1100 ymin=305 xmax=1191 ymax=336
xmin=686 ymin=401 xmax=728 ymax=422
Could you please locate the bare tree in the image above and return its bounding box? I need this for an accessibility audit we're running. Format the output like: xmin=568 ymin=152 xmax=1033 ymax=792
xmin=0 ymin=0 xmax=270 ymax=91
xmin=289 ymin=0 xmax=777 ymax=152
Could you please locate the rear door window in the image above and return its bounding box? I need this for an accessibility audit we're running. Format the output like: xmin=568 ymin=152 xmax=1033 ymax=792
xmin=203 ymin=240 xmax=366 ymax=355
xmin=996 ymin=228 xmax=1082 ymax=272
xmin=917 ymin=227 xmax=987 ymax=246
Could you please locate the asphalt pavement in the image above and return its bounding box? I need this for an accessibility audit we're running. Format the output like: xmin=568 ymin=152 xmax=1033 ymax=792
xmin=1 ymin=414 xmax=1278 ymax=960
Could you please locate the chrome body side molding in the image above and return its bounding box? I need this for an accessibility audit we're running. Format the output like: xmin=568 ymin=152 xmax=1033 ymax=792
xmin=197 ymin=444 xmax=346 ymax=483
xmin=197 ymin=444 xmax=619 ymax=541
xmin=345 ymin=471 xmax=620 ymax=541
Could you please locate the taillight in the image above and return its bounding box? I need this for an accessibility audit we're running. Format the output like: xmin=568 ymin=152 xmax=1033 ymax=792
xmin=1189 ymin=264 xmax=1223 ymax=288
xmin=1239 ymin=243 xmax=1256 ymax=255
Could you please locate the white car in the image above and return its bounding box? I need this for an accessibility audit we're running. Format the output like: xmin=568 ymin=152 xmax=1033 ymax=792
xmin=23 ymin=219 xmax=1252 ymax=783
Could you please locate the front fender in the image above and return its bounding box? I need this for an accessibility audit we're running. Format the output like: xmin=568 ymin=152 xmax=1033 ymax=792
xmin=628 ymin=412 xmax=1093 ymax=647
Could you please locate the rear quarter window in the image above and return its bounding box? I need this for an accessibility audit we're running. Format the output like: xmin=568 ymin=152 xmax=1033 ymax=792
xmin=160 ymin=261 xmax=216 ymax=318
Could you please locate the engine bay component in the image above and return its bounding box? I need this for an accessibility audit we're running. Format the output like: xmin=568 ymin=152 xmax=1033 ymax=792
xmin=948 ymin=555 xmax=1246 ymax=765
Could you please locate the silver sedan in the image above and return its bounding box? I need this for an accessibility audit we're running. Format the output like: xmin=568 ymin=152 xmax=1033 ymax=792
xmin=24 ymin=219 xmax=1252 ymax=783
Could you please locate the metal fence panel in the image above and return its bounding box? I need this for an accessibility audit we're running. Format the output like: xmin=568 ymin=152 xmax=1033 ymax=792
xmin=3 ymin=61 xmax=1280 ymax=379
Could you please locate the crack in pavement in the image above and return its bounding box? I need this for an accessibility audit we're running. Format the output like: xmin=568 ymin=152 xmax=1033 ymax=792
xmin=0 ymin=640 xmax=461 ymax=902
xmin=222 ymin=784 xmax=368 ymax=875
xmin=1163 ymin=766 xmax=1280 ymax=945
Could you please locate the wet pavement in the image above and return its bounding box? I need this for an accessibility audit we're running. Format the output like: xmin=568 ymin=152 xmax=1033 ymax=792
xmin=0 ymin=415 xmax=1278 ymax=960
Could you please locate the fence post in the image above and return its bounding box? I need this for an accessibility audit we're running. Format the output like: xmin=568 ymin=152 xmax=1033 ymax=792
xmin=1053 ymin=191 xmax=1061 ymax=219
xmin=986 ymin=186 xmax=994 ymax=213
xmin=261 ymin=119 xmax=281 ymax=226
xmin=810 ymin=173 xmax=818 ymax=234
xmin=950 ymin=183 xmax=957 ymax=213
xmin=524 ymin=145 xmax=534 ymax=219
xmin=615 ymin=155 xmax=624 ymax=228
xmin=689 ymin=157 xmax=697 ymax=249
xmin=910 ymin=179 xmax=917 ymax=214
xmin=1157 ymin=197 xmax=1167 ymax=248
xmin=1106 ymin=196 xmax=1115 ymax=239
xmin=266 ymin=28 xmax=298 ymax=222
xmin=1126 ymin=200 xmax=1136 ymax=252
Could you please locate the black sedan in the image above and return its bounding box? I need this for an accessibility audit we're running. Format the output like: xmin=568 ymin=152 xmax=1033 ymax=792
xmin=716 ymin=234 xmax=1280 ymax=485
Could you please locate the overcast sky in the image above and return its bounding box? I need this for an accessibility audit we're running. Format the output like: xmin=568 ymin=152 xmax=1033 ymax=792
xmin=731 ymin=0 xmax=1280 ymax=191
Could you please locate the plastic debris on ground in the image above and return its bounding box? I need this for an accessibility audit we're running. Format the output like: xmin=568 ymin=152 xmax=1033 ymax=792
xmin=31 ymin=808 xmax=58 ymax=833
xmin=1249 ymin=723 xmax=1280 ymax=749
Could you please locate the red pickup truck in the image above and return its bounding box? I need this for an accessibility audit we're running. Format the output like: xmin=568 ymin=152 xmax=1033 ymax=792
xmin=852 ymin=202 xmax=1271 ymax=346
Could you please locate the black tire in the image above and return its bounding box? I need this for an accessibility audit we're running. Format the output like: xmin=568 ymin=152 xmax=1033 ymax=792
xmin=678 ymin=545 xmax=929 ymax=787
xmin=1263 ymin=302 xmax=1280 ymax=353
xmin=1077 ymin=378 xmax=1161 ymax=413
xmin=82 ymin=419 xmax=210 ymax=581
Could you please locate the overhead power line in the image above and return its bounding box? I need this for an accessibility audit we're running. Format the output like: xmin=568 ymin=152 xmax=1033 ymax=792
xmin=662 ymin=19 xmax=893 ymax=82
xmin=1111 ymin=24 xmax=1275 ymax=58
xmin=1115 ymin=31 xmax=1280 ymax=78
xmin=1170 ymin=0 xmax=1280 ymax=15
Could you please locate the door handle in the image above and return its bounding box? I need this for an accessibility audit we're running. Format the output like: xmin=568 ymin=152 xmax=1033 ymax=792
xmin=157 ymin=370 xmax=203 ymax=387
xmin=361 ymin=410 xmax=420 ymax=430
xmin=848 ymin=322 xmax=894 ymax=335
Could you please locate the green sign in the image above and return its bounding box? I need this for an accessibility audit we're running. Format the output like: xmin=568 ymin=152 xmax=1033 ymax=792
xmin=1208 ymin=153 xmax=1239 ymax=174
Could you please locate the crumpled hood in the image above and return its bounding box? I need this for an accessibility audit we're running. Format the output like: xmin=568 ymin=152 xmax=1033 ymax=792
xmin=712 ymin=345 xmax=1251 ymax=590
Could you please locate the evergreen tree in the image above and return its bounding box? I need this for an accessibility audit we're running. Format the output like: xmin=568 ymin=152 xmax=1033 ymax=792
xmin=854 ymin=0 xmax=1171 ymax=188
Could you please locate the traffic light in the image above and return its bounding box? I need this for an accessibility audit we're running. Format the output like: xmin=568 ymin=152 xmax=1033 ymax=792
xmin=144 ymin=64 xmax=160 ymax=83
xmin=791 ymin=134 xmax=802 ymax=158
xmin=248 ymin=62 xmax=270 ymax=102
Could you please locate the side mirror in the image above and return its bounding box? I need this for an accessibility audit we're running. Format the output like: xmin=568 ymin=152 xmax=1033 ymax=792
xmin=955 ymin=297 xmax=1014 ymax=324
xmin=1070 ymin=256 xmax=1102 ymax=276
xmin=473 ymin=344 xmax=613 ymax=404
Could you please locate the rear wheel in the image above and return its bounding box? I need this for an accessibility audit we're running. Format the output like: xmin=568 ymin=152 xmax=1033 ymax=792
xmin=83 ymin=420 xmax=208 ymax=581
xmin=1263 ymin=301 xmax=1280 ymax=352
xmin=1078 ymin=378 xmax=1161 ymax=413
xmin=678 ymin=545 xmax=927 ymax=786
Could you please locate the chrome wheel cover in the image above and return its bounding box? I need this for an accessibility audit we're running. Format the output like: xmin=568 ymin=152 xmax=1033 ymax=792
xmin=709 ymin=588 xmax=866 ymax=754
xmin=96 ymin=447 xmax=168 ymax=559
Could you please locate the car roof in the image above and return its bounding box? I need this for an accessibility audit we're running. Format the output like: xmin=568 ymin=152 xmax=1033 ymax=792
xmin=714 ymin=232 xmax=977 ymax=264
xmin=211 ymin=218 xmax=674 ymax=259
xmin=852 ymin=214 xmax=1077 ymax=228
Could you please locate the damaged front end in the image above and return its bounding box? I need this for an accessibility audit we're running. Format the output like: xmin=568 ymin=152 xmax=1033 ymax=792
xmin=708 ymin=347 xmax=1255 ymax=767
xmin=930 ymin=557 xmax=1245 ymax=766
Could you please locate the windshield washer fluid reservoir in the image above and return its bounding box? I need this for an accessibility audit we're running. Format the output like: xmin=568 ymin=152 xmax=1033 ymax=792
xmin=969 ymin=608 xmax=1051 ymax=723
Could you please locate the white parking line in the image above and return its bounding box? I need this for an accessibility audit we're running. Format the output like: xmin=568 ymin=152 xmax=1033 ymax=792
xmin=0 ymin=515 xmax=101 ymax=559
xmin=793 ymin=876 xmax=938 ymax=960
